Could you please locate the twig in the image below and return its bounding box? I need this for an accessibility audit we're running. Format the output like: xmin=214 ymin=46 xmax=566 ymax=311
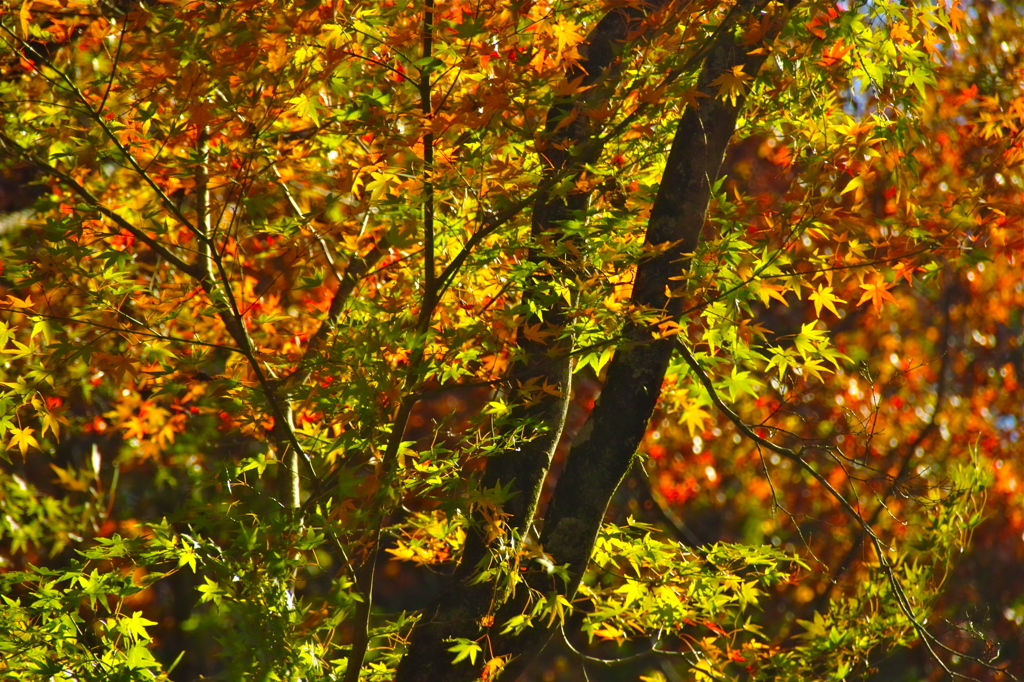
xmin=675 ymin=338 xmax=1009 ymax=681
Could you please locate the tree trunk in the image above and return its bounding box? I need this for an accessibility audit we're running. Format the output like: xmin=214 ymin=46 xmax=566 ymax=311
xmin=394 ymin=1 xmax=793 ymax=679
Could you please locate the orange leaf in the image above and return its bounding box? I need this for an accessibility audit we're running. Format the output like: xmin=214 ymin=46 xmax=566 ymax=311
xmin=817 ymin=39 xmax=851 ymax=68
xmin=857 ymin=276 xmax=897 ymax=310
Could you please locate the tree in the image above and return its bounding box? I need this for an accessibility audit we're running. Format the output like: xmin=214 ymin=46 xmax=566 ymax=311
xmin=0 ymin=0 xmax=1021 ymax=680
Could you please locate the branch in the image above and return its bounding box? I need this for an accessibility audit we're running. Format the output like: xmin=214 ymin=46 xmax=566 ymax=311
xmin=97 ymin=16 xmax=127 ymax=116
xmin=342 ymin=518 xmax=384 ymax=682
xmin=0 ymin=307 xmax=242 ymax=354
xmin=396 ymin=2 xmax=685 ymax=680
xmin=537 ymin=0 xmax=776 ymax=596
xmin=674 ymin=339 xmax=1006 ymax=682
xmin=0 ymin=132 xmax=204 ymax=279
xmin=479 ymin=7 xmax=792 ymax=679
xmin=1 ymin=65 xmax=312 ymax=507
xmin=807 ymin=280 xmax=953 ymax=616
xmin=419 ymin=0 xmax=437 ymax=305
xmin=270 ymin=166 xmax=389 ymax=389
xmin=6 ymin=24 xmax=205 ymax=241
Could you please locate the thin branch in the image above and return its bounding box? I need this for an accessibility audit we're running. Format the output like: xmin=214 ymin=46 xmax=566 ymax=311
xmin=0 ymin=307 xmax=242 ymax=354
xmin=97 ymin=15 xmax=127 ymax=115
xmin=2 ymin=49 xmax=313 ymax=503
xmin=0 ymin=131 xmax=204 ymax=279
xmin=342 ymin=5 xmax=437 ymax=676
xmin=420 ymin=0 xmax=436 ymax=304
xmin=559 ymin=623 xmax=662 ymax=668
xmin=342 ymin=518 xmax=383 ymax=682
xmin=271 ymin=165 xmax=337 ymax=270
xmin=802 ymin=275 xmax=955 ymax=619
xmin=269 ymin=166 xmax=389 ymax=389
xmin=29 ymin=41 xmax=203 ymax=239
xmin=674 ymin=339 xmax=1007 ymax=681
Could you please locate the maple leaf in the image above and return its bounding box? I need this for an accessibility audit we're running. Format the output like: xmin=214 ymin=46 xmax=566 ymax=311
xmin=616 ymin=579 xmax=647 ymax=607
xmin=892 ymin=262 xmax=916 ymax=286
xmin=682 ymin=402 xmax=711 ymax=439
xmin=50 ymin=463 xmax=90 ymax=491
xmin=2 ymin=0 xmax=1019 ymax=675
xmin=94 ymin=352 xmax=140 ymax=384
xmin=9 ymin=426 xmax=39 ymax=456
xmin=288 ymin=93 xmax=322 ymax=126
xmin=553 ymin=74 xmax=588 ymax=97
xmin=817 ymin=40 xmax=852 ymax=68
xmin=948 ymin=2 xmax=965 ymax=31
xmin=800 ymin=358 xmax=829 ymax=382
xmin=655 ymin=320 xmax=683 ymax=339
xmin=481 ymin=656 xmax=508 ymax=682
xmin=724 ymin=366 xmax=762 ymax=401
xmin=889 ymin=22 xmax=913 ymax=43
xmin=902 ymin=66 xmax=938 ymax=98
xmin=857 ymin=276 xmax=897 ymax=310
xmin=40 ymin=410 xmax=67 ymax=441
xmin=805 ymin=6 xmax=841 ymax=39
xmin=3 ymin=294 xmax=33 ymax=309
xmin=386 ymin=542 xmax=421 ymax=563
xmin=123 ymin=414 xmax=149 ymax=440
xmin=757 ymin=282 xmax=790 ymax=307
xmin=677 ymin=88 xmax=709 ymax=109
xmin=591 ymin=623 xmax=626 ymax=642
xmin=949 ymin=83 xmax=978 ymax=107
xmin=520 ymin=323 xmax=554 ymax=343
xmin=550 ymin=20 xmax=584 ymax=54
xmin=794 ymin=322 xmax=828 ymax=359
xmin=809 ymin=285 xmax=843 ymax=316
xmin=710 ymin=65 xmax=753 ymax=106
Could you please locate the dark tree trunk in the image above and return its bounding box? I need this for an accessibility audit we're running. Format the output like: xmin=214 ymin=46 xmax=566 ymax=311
xmin=394 ymin=1 xmax=793 ymax=679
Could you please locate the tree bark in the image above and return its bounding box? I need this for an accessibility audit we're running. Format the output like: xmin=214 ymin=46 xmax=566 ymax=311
xmin=395 ymin=1 xmax=792 ymax=679
xmin=396 ymin=5 xmax=673 ymax=681
xmin=483 ymin=9 xmax=791 ymax=679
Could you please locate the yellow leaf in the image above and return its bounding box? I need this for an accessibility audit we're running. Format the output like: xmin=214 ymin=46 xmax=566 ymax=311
xmin=50 ymin=463 xmax=90 ymax=492
xmin=123 ymin=415 xmax=149 ymax=440
xmin=683 ymin=403 xmax=711 ymax=439
xmin=800 ymin=358 xmax=830 ymax=382
xmin=385 ymin=543 xmax=419 ymax=562
xmin=553 ymin=74 xmax=587 ymax=97
xmin=550 ymin=20 xmax=584 ymax=53
xmin=40 ymin=411 xmax=67 ymax=441
xmin=19 ymin=0 xmax=32 ymax=38
xmin=709 ymin=65 xmax=752 ymax=105
xmin=520 ymin=323 xmax=554 ymax=344
xmin=655 ymin=320 xmax=682 ymax=339
xmin=692 ymin=657 xmax=721 ymax=681
xmin=9 ymin=426 xmax=39 ymax=456
xmin=481 ymin=656 xmax=508 ymax=681
xmin=758 ymin=282 xmax=789 ymax=307
xmin=540 ymin=380 xmax=564 ymax=398
xmin=840 ymin=175 xmax=864 ymax=195
xmin=809 ymin=285 xmax=843 ymax=317
xmin=287 ymin=94 xmax=321 ymax=126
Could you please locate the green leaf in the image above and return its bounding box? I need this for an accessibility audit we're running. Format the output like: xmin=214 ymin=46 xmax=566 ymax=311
xmin=445 ymin=638 xmax=482 ymax=666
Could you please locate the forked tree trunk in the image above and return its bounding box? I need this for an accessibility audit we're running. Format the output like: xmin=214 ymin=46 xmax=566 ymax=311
xmin=395 ymin=1 xmax=795 ymax=679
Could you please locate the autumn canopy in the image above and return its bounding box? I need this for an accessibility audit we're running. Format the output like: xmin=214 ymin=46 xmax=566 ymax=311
xmin=0 ymin=0 xmax=1021 ymax=680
